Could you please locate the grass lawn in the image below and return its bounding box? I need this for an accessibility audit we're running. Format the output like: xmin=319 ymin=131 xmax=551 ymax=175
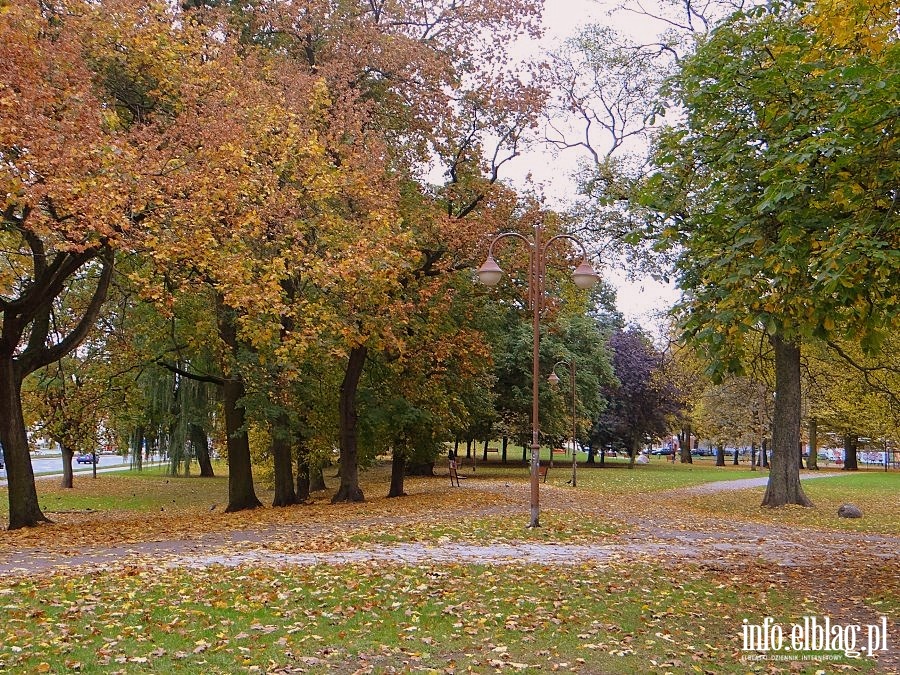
xmin=463 ymin=455 xmax=773 ymax=495
xmin=0 ymin=457 xmax=769 ymax=529
xmin=0 ymin=459 xmax=895 ymax=674
xmin=0 ymin=464 xmax=227 ymax=518
xmin=0 ymin=561 xmax=878 ymax=674
xmin=672 ymin=471 xmax=900 ymax=535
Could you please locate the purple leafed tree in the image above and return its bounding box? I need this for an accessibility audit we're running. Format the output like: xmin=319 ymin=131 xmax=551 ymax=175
xmin=592 ymin=329 xmax=683 ymax=466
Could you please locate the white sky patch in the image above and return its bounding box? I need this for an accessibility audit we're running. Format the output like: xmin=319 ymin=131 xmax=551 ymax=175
xmin=500 ymin=0 xmax=681 ymax=326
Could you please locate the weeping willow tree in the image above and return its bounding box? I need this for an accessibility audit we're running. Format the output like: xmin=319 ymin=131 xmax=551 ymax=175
xmin=128 ymin=363 xmax=216 ymax=476
xmin=167 ymin=372 xmax=216 ymax=477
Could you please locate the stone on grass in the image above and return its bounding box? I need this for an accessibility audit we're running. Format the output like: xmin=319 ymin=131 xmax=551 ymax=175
xmin=837 ymin=504 xmax=863 ymax=519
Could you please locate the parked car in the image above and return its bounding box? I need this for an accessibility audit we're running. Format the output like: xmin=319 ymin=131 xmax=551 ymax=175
xmin=76 ymin=453 xmax=97 ymax=464
xmin=650 ymin=448 xmax=674 ymax=455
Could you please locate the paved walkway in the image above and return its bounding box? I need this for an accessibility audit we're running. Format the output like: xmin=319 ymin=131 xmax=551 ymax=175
xmin=679 ymin=470 xmax=847 ymax=494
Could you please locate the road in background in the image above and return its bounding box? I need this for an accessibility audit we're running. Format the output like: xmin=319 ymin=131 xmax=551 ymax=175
xmin=0 ymin=453 xmax=167 ymax=484
xmin=29 ymin=453 xmax=131 ymax=476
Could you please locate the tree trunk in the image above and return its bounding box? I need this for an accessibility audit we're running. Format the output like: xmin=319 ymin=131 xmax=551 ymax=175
xmin=732 ymin=446 xmax=739 ymax=465
xmin=750 ymin=441 xmax=757 ymax=471
xmin=762 ymin=335 xmax=812 ymax=507
xmin=628 ymin=437 xmax=639 ymax=468
xmin=295 ymin=447 xmax=310 ymax=503
xmin=842 ymin=433 xmax=859 ymax=471
xmin=61 ymin=444 xmax=75 ymax=489
xmin=388 ymin=449 xmax=406 ymax=498
xmin=501 ymin=436 xmax=508 ymax=464
xmin=332 ymin=345 xmax=367 ymax=503
xmin=167 ymin=413 xmax=184 ymax=476
xmin=222 ymin=377 xmax=262 ymax=512
xmin=521 ymin=442 xmax=527 ymax=463
xmin=310 ymin=465 xmax=327 ymax=492
xmin=586 ymin=441 xmax=595 ymax=464
xmin=131 ymin=427 xmax=144 ymax=471
xmin=466 ymin=439 xmax=472 ymax=458
xmin=761 ymin=438 xmax=768 ymax=468
xmin=715 ymin=443 xmax=725 ymax=466
xmin=189 ymin=424 xmax=215 ymax=477
xmin=482 ymin=439 xmax=489 ymax=462
xmin=271 ymin=415 xmax=298 ymax=507
xmin=0 ymin=247 xmax=112 ymax=529
xmin=216 ymin=296 xmax=262 ymax=513
xmin=679 ymin=424 xmax=693 ymax=463
xmin=0 ymin=356 xmax=50 ymax=529
xmin=806 ymin=418 xmax=818 ymax=470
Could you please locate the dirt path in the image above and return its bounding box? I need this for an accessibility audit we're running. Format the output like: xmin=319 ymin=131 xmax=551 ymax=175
xmin=0 ymin=472 xmax=890 ymax=573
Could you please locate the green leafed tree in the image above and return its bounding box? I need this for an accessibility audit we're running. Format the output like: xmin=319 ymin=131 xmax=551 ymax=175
xmin=641 ymin=2 xmax=899 ymax=506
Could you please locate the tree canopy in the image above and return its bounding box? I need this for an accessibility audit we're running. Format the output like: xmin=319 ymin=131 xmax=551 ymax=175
xmin=637 ymin=1 xmax=898 ymax=505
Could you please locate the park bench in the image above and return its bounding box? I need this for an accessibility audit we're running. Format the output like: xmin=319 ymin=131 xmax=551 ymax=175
xmin=480 ymin=446 xmax=500 ymax=462
xmin=537 ymin=465 xmax=549 ymax=483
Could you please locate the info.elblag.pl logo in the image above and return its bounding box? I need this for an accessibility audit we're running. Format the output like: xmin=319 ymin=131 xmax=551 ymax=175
xmin=742 ymin=616 xmax=890 ymax=659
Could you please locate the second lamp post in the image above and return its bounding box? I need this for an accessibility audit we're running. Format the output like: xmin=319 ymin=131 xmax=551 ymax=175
xmin=476 ymin=219 xmax=598 ymax=528
xmin=548 ymin=360 xmax=578 ymax=488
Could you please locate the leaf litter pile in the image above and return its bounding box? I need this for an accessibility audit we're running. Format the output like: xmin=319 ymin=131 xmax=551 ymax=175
xmin=0 ymin=466 xmax=897 ymax=673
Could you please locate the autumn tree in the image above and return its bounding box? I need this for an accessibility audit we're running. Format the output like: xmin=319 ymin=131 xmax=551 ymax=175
xmin=661 ymin=336 xmax=710 ymax=464
xmin=130 ymin=0 xmax=546 ymax=508
xmin=359 ymin=305 xmax=495 ymax=498
xmin=25 ymin=353 xmax=112 ymax=488
xmin=693 ymin=375 xmax=771 ymax=467
xmin=122 ymin=6 xmax=404 ymax=509
xmin=0 ymin=1 xmax=193 ymax=528
xmin=805 ymin=335 xmax=900 ymax=472
xmin=222 ymin=1 xmax=546 ymax=503
xmin=74 ymin=0 xmax=299 ymax=512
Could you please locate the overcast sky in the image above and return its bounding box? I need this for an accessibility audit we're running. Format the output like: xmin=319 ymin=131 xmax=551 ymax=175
xmin=503 ymin=0 xmax=680 ymax=330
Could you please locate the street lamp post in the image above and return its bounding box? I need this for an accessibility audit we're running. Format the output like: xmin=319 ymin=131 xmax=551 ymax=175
xmin=548 ymin=360 xmax=578 ymax=488
xmin=476 ymin=219 xmax=598 ymax=528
